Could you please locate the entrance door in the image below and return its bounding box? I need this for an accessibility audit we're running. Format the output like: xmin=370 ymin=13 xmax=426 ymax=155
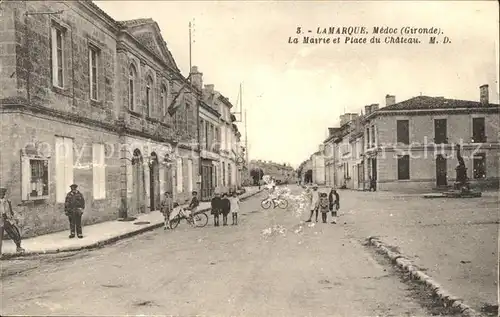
xmin=149 ymin=154 xmax=160 ymax=211
xmin=371 ymin=158 xmax=377 ymax=191
xmin=132 ymin=149 xmax=145 ymax=214
xmin=436 ymin=155 xmax=447 ymax=186
xmin=358 ymin=162 xmax=364 ymax=189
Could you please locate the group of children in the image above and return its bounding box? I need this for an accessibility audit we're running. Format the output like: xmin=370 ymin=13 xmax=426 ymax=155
xmin=210 ymin=192 xmax=240 ymax=226
xmin=159 ymin=190 xmax=240 ymax=229
xmin=305 ymin=184 xmax=340 ymax=224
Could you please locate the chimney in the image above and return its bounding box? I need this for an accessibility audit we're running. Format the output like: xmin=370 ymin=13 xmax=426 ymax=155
xmin=190 ymin=66 xmax=203 ymax=91
xmin=385 ymin=94 xmax=396 ymax=106
xmin=328 ymin=128 xmax=336 ymax=136
xmin=365 ymin=105 xmax=371 ymax=115
xmin=480 ymin=84 xmax=489 ymax=105
xmin=370 ymin=104 xmax=379 ymax=112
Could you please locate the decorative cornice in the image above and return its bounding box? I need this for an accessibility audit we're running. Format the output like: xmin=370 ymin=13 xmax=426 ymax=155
xmin=0 ymin=99 xmax=187 ymax=145
xmin=364 ymin=106 xmax=500 ymax=122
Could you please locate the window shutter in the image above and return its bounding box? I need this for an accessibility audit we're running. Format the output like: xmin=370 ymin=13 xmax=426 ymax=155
xmin=21 ymin=156 xmax=30 ymax=200
xmin=64 ymin=138 xmax=74 ymax=191
xmin=55 ymin=137 xmax=65 ymax=203
xmin=51 ymin=27 xmax=58 ymax=86
xmin=100 ymin=144 xmax=106 ymax=198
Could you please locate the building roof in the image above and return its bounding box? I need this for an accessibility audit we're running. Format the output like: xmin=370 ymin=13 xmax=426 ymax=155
xmin=383 ymin=96 xmax=499 ymax=111
xmin=118 ymin=18 xmax=180 ymax=72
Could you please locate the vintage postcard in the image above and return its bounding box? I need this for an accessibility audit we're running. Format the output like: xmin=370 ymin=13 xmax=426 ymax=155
xmin=0 ymin=1 xmax=498 ymax=316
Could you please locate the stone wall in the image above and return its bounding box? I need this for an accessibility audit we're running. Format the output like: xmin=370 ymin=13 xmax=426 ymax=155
xmin=0 ymin=111 xmax=121 ymax=237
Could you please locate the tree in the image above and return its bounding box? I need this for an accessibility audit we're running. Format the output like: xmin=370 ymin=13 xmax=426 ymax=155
xmin=250 ymin=168 xmax=264 ymax=185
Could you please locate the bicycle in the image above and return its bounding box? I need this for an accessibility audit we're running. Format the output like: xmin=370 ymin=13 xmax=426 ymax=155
xmin=261 ymin=196 xmax=288 ymax=209
xmin=170 ymin=208 xmax=208 ymax=229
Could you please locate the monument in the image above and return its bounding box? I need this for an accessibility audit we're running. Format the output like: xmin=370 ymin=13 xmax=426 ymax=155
xmin=424 ymin=144 xmax=482 ymax=199
xmin=446 ymin=144 xmax=482 ymax=197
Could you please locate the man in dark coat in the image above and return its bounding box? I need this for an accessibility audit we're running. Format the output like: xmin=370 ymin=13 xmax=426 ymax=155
xmin=64 ymin=184 xmax=85 ymax=239
xmin=0 ymin=187 xmax=25 ymax=255
xmin=211 ymin=192 xmax=222 ymax=227
xmin=220 ymin=193 xmax=231 ymax=226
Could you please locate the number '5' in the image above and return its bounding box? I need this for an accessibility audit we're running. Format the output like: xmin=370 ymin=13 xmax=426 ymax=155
xmin=296 ymin=27 xmax=301 ymax=34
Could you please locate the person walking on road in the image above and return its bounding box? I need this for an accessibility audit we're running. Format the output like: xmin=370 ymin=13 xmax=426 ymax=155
xmin=0 ymin=187 xmax=25 ymax=256
xmin=230 ymin=192 xmax=240 ymax=225
xmin=211 ymin=192 xmax=222 ymax=227
xmin=160 ymin=191 xmax=173 ymax=230
xmin=329 ymin=189 xmax=340 ymax=224
xmin=305 ymin=184 xmax=320 ymax=223
xmin=220 ymin=193 xmax=231 ymax=226
xmin=64 ymin=184 xmax=85 ymax=239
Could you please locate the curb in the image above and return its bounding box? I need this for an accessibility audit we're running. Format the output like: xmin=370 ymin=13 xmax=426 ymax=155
xmin=366 ymin=236 xmax=483 ymax=317
xmin=1 ymin=190 xmax=263 ymax=260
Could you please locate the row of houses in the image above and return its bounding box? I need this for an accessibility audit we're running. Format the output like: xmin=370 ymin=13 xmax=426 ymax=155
xmin=297 ymin=85 xmax=499 ymax=192
xmin=248 ymin=160 xmax=296 ymax=185
xmin=0 ymin=1 xmax=245 ymax=237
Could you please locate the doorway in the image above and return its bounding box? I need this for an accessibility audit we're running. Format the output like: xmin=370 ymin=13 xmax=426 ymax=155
xmin=149 ymin=152 xmax=160 ymax=211
xmin=436 ymin=154 xmax=447 ymax=186
xmin=132 ymin=149 xmax=145 ymax=214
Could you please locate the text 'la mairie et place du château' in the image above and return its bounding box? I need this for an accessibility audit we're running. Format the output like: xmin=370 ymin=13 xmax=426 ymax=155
xmin=290 ymin=26 xmax=442 ymax=44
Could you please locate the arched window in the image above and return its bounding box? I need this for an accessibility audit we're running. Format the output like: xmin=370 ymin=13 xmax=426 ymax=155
xmin=160 ymin=84 xmax=167 ymax=116
xmin=128 ymin=65 xmax=137 ymax=111
xmin=146 ymin=76 xmax=154 ymax=117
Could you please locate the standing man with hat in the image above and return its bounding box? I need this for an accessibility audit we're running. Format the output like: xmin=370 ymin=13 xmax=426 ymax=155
xmin=64 ymin=184 xmax=85 ymax=239
xmin=305 ymin=184 xmax=320 ymax=223
xmin=0 ymin=187 xmax=25 ymax=255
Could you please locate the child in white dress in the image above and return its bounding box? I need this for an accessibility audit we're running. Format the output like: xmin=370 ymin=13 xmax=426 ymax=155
xmin=230 ymin=192 xmax=240 ymax=225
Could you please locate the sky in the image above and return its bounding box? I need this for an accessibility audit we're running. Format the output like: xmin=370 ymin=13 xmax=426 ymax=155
xmin=94 ymin=1 xmax=499 ymax=169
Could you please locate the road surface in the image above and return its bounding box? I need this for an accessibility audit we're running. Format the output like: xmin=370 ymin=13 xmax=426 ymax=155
xmin=1 ymin=187 xmax=451 ymax=316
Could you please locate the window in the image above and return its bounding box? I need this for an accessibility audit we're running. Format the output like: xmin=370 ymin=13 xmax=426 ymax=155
xmin=472 ymin=118 xmax=486 ymax=143
xmin=473 ymin=153 xmax=486 ymax=179
xmin=434 ymin=119 xmax=447 ymax=144
xmin=184 ymin=104 xmax=189 ymax=133
xmin=371 ymin=125 xmax=376 ymax=146
xmin=397 ymin=120 xmax=409 ymax=144
xmin=187 ymin=160 xmax=193 ymax=192
xmin=92 ymin=144 xmax=106 ymax=199
xmin=51 ymin=24 xmax=64 ymax=88
xmin=366 ymin=127 xmax=370 ymax=148
xmin=161 ymin=85 xmax=167 ymax=115
xmin=55 ymin=137 xmax=74 ymax=203
xmin=397 ymin=155 xmax=410 ymax=180
xmin=176 ymin=158 xmax=183 ymax=193
xmin=89 ymin=46 xmax=99 ymax=100
xmin=146 ymin=76 xmax=153 ymax=117
xmin=222 ymin=162 xmax=226 ymax=186
xmin=210 ymin=124 xmax=214 ymax=151
xmin=228 ymin=163 xmax=232 ymax=186
xmin=215 ymin=127 xmax=220 ymax=151
xmin=21 ymin=157 xmax=49 ymax=200
xmin=128 ymin=65 xmax=137 ymax=111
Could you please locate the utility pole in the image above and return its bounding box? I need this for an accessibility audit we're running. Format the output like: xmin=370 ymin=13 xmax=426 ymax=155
xmin=244 ymin=109 xmax=249 ymax=171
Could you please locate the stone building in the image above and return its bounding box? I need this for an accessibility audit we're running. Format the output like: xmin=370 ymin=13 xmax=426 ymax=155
xmin=0 ymin=1 xmax=198 ymax=237
xmin=363 ymin=86 xmax=499 ymax=191
xmin=250 ymin=160 xmax=295 ymax=184
xmin=311 ymin=146 xmax=326 ymax=185
xmin=199 ymin=83 xmax=221 ymax=201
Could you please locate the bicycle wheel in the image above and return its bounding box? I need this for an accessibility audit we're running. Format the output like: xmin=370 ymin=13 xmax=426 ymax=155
xmin=278 ymin=199 xmax=288 ymax=209
xmin=170 ymin=216 xmax=180 ymax=229
xmin=194 ymin=212 xmax=208 ymax=228
xmin=261 ymin=199 xmax=271 ymax=209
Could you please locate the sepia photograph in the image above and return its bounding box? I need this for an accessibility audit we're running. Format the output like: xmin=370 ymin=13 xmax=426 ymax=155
xmin=0 ymin=0 xmax=499 ymax=316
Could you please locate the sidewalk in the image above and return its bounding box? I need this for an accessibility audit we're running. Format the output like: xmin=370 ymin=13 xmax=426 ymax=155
xmin=337 ymin=189 xmax=498 ymax=315
xmin=0 ymin=187 xmax=263 ymax=259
